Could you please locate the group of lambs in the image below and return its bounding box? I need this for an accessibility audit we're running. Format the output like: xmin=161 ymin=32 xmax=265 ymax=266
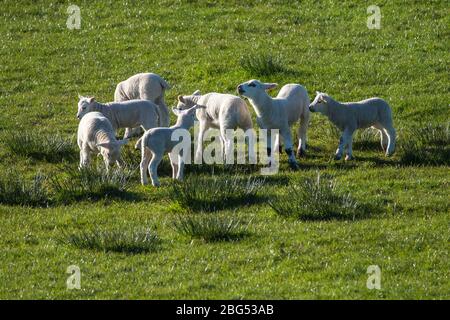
xmin=77 ymin=72 xmax=396 ymax=187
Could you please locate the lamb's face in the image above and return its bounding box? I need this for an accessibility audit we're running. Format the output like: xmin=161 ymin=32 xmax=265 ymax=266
xmin=176 ymin=90 xmax=201 ymax=110
xmin=97 ymin=140 xmax=128 ymax=166
xmin=237 ymin=80 xmax=277 ymax=99
xmin=101 ymin=147 xmax=120 ymax=166
xmin=77 ymin=97 xmax=95 ymax=119
xmin=309 ymin=92 xmax=329 ymax=115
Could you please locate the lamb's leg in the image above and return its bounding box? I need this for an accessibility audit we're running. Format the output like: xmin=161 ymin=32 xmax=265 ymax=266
xmin=176 ymin=154 xmax=185 ymax=181
xmin=265 ymin=128 xmax=273 ymax=167
xmin=384 ymin=125 xmax=396 ymax=156
xmin=335 ymin=129 xmax=349 ymax=160
xmin=281 ymin=128 xmax=299 ymax=170
xmin=220 ymin=127 xmax=234 ymax=165
xmin=195 ymin=122 xmax=208 ymax=164
xmin=274 ymin=132 xmax=281 ymax=154
xmin=140 ymin=148 xmax=151 ymax=185
xmin=155 ymin=99 xmax=170 ymax=127
xmin=79 ymin=149 xmax=90 ymax=170
xmin=372 ymin=124 xmax=388 ymax=152
xmin=335 ymin=128 xmax=354 ymax=161
xmin=168 ymin=151 xmax=179 ymax=179
xmin=148 ymin=152 xmax=163 ymax=187
xmin=297 ymin=110 xmax=310 ymax=157
xmin=345 ymin=130 xmax=355 ymax=161
xmin=380 ymin=130 xmax=388 ymax=152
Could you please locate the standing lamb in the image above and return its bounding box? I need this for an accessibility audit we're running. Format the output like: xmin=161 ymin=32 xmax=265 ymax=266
xmin=137 ymin=105 xmax=204 ymax=187
xmin=309 ymin=92 xmax=396 ymax=160
xmin=77 ymin=112 xmax=128 ymax=172
xmin=237 ymin=79 xmax=310 ymax=169
xmin=176 ymin=91 xmax=253 ymax=163
xmin=115 ymin=73 xmax=171 ymax=137
xmin=77 ymin=96 xmax=160 ymax=138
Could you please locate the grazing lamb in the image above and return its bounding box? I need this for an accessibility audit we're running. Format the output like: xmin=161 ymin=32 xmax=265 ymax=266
xmin=77 ymin=112 xmax=128 ymax=172
xmin=136 ymin=105 xmax=204 ymax=187
xmin=176 ymin=91 xmax=253 ymax=163
xmin=237 ymin=80 xmax=310 ymax=169
xmin=115 ymin=73 xmax=171 ymax=137
xmin=77 ymin=96 xmax=160 ymax=138
xmin=309 ymin=92 xmax=396 ymax=160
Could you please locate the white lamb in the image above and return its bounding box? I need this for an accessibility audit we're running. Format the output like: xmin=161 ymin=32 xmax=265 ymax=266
xmin=237 ymin=80 xmax=310 ymax=169
xmin=77 ymin=96 xmax=160 ymax=138
xmin=176 ymin=91 xmax=253 ymax=163
xmin=77 ymin=112 xmax=128 ymax=172
xmin=137 ymin=105 xmax=204 ymax=187
xmin=115 ymin=73 xmax=171 ymax=137
xmin=309 ymin=92 xmax=396 ymax=160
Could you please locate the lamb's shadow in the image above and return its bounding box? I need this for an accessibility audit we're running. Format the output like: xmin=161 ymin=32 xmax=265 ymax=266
xmin=184 ymin=163 xmax=262 ymax=176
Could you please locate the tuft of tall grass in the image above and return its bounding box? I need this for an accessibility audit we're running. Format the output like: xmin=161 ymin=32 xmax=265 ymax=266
xmin=170 ymin=175 xmax=264 ymax=212
xmin=399 ymin=123 xmax=449 ymax=166
xmin=60 ymin=228 xmax=161 ymax=254
xmin=269 ymin=173 xmax=364 ymax=221
xmin=3 ymin=130 xmax=77 ymax=162
xmin=50 ymin=165 xmax=135 ymax=203
xmin=239 ymin=53 xmax=286 ymax=76
xmin=172 ymin=214 xmax=249 ymax=242
xmin=0 ymin=170 xmax=50 ymax=207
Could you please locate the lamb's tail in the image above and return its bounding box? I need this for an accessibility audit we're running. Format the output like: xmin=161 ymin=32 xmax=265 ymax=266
xmin=135 ymin=137 xmax=143 ymax=150
xmin=159 ymin=76 xmax=170 ymax=90
xmin=152 ymin=103 xmax=167 ymax=127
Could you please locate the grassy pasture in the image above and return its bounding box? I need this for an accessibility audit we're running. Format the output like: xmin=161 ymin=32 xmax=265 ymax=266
xmin=0 ymin=0 xmax=448 ymax=299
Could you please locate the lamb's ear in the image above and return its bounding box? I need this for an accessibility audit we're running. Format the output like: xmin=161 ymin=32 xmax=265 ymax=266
xmin=97 ymin=142 xmax=115 ymax=149
xmin=172 ymin=107 xmax=180 ymax=116
xmin=88 ymin=97 xmax=96 ymax=103
xmin=178 ymin=95 xmax=185 ymax=103
xmin=188 ymin=104 xmax=204 ymax=114
xmin=263 ymin=83 xmax=278 ymax=91
xmin=117 ymin=139 xmax=129 ymax=146
xmin=192 ymin=90 xmax=201 ymax=96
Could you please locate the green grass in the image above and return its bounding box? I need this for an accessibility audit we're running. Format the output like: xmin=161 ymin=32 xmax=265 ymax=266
xmin=240 ymin=53 xmax=287 ymax=76
xmin=0 ymin=0 xmax=449 ymax=299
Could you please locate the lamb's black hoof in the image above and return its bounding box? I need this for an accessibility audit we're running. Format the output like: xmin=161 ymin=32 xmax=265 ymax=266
xmin=288 ymin=160 xmax=299 ymax=170
xmin=334 ymin=154 xmax=342 ymax=161
xmin=297 ymin=148 xmax=306 ymax=158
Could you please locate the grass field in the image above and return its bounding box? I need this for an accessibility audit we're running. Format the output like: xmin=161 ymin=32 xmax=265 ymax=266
xmin=0 ymin=0 xmax=449 ymax=299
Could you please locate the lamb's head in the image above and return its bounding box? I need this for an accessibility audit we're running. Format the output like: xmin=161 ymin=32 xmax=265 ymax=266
xmin=77 ymin=95 xmax=96 ymax=120
xmin=96 ymin=140 xmax=128 ymax=167
xmin=309 ymin=92 xmax=330 ymax=115
xmin=172 ymin=104 xmax=205 ymax=129
xmin=236 ymin=80 xmax=278 ymax=99
xmin=176 ymin=90 xmax=201 ymax=110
